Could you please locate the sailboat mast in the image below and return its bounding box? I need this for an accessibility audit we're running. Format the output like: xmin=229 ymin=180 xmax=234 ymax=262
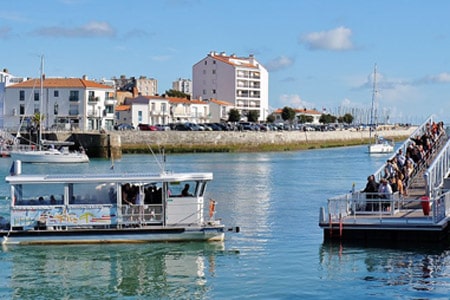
xmin=369 ymin=64 xmax=377 ymax=139
xmin=39 ymin=55 xmax=44 ymax=150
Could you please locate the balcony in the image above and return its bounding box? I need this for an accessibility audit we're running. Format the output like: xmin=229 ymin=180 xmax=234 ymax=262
xmin=88 ymin=96 xmax=100 ymax=103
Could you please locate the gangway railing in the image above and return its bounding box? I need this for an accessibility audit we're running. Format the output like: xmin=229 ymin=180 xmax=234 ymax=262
xmin=371 ymin=115 xmax=439 ymax=183
xmin=424 ymin=138 xmax=450 ymax=197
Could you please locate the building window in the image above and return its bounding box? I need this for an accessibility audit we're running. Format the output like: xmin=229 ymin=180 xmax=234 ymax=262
xmin=212 ymin=89 xmax=216 ymax=94
xmin=34 ymin=103 xmax=39 ymax=113
xmin=202 ymin=89 xmax=206 ymax=95
xmin=138 ymin=111 xmax=142 ymax=123
xmin=34 ymin=92 xmax=39 ymax=101
xmin=19 ymin=104 xmax=25 ymax=115
xmin=204 ymin=61 xmax=207 ymax=65
xmin=69 ymin=104 xmax=79 ymax=115
xmin=212 ymin=69 xmax=216 ymax=75
xmin=69 ymin=91 xmax=79 ymax=102
xmin=213 ymin=60 xmax=216 ymax=64
xmin=88 ymin=91 xmax=95 ymax=101
xmin=19 ymin=90 xmax=25 ymax=101
xmin=54 ymin=90 xmax=59 ymax=97
xmin=54 ymin=103 xmax=59 ymax=115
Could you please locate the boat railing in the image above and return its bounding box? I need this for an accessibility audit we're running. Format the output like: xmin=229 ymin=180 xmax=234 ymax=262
xmin=121 ymin=204 xmax=163 ymax=225
xmin=424 ymin=138 xmax=450 ymax=197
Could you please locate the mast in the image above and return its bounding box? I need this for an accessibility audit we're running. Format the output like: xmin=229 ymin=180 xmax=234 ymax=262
xmin=39 ymin=55 xmax=44 ymax=150
xmin=369 ymin=64 xmax=377 ymax=140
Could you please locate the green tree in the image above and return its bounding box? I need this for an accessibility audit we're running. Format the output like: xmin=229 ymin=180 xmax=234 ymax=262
xmin=281 ymin=106 xmax=296 ymax=123
xmin=247 ymin=110 xmax=260 ymax=122
xmin=341 ymin=113 xmax=354 ymax=124
xmin=228 ymin=109 xmax=241 ymax=122
xmin=319 ymin=113 xmax=337 ymax=124
xmin=164 ymin=89 xmax=190 ymax=99
xmin=266 ymin=113 xmax=275 ymax=123
xmin=298 ymin=114 xmax=313 ymax=124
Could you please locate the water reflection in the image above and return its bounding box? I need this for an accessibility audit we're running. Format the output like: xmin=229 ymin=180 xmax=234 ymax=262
xmin=2 ymin=242 xmax=231 ymax=299
xmin=319 ymin=242 xmax=450 ymax=295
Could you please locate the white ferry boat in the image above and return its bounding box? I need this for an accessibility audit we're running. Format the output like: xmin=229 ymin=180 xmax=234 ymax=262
xmin=2 ymin=161 xmax=234 ymax=245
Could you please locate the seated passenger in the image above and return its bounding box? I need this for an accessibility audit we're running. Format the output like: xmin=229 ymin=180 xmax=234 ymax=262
xmin=181 ymin=184 xmax=193 ymax=197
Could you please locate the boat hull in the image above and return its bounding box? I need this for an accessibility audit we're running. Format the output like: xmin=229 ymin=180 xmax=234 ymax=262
xmin=10 ymin=150 xmax=89 ymax=163
xmin=368 ymin=143 xmax=394 ymax=154
xmin=1 ymin=226 xmax=225 ymax=245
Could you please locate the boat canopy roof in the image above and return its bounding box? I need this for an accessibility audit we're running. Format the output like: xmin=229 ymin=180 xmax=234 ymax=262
xmin=5 ymin=172 xmax=213 ymax=184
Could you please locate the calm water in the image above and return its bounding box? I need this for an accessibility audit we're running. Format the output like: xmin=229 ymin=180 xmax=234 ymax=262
xmin=1 ymin=147 xmax=450 ymax=299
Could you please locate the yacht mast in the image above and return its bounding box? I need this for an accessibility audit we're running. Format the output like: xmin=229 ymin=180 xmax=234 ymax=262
xmin=369 ymin=64 xmax=378 ymax=139
xmin=39 ymin=55 xmax=44 ymax=150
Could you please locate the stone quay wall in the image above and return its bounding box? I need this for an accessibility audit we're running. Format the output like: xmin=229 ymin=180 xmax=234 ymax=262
xmin=115 ymin=126 xmax=417 ymax=152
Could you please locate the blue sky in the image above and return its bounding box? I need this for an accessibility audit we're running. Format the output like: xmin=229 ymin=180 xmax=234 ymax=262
xmin=2 ymin=0 xmax=450 ymax=124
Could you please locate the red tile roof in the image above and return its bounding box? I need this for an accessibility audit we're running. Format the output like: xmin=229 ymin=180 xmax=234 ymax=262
xmin=8 ymin=78 xmax=113 ymax=89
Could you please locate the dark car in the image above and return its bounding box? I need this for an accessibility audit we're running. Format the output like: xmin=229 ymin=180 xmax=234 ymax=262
xmin=114 ymin=123 xmax=134 ymax=130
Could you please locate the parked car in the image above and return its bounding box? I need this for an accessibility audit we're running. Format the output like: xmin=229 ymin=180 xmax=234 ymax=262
xmin=114 ymin=123 xmax=135 ymax=130
xmin=138 ymin=124 xmax=158 ymax=131
xmin=238 ymin=122 xmax=259 ymax=131
xmin=155 ymin=124 xmax=171 ymax=131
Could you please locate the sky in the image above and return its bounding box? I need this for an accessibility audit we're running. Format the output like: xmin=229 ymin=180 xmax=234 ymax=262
xmin=2 ymin=0 xmax=450 ymax=124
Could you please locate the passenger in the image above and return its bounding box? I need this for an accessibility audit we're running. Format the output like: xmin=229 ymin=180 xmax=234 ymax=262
xmin=181 ymin=184 xmax=193 ymax=197
xmin=50 ymin=195 xmax=56 ymax=205
xmin=38 ymin=196 xmax=45 ymax=204
xmin=362 ymin=175 xmax=379 ymax=211
xmin=378 ymin=178 xmax=393 ymax=211
xmin=122 ymin=183 xmax=133 ymax=205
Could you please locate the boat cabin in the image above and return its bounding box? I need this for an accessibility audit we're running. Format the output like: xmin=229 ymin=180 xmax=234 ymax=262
xmin=6 ymin=170 xmax=213 ymax=231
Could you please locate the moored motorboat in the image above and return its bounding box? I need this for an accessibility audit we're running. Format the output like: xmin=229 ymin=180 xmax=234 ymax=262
xmin=2 ymin=160 xmax=236 ymax=245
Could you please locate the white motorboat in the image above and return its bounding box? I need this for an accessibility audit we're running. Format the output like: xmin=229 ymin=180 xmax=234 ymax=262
xmin=1 ymin=160 xmax=235 ymax=245
xmin=368 ymin=135 xmax=394 ymax=154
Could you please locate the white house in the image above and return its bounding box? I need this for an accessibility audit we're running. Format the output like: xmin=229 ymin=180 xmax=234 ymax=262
xmin=192 ymin=51 xmax=269 ymax=121
xmin=4 ymin=77 xmax=117 ymax=131
xmin=273 ymin=108 xmax=322 ymax=125
xmin=209 ymin=98 xmax=233 ymax=122
xmin=118 ymin=96 xmax=170 ymax=126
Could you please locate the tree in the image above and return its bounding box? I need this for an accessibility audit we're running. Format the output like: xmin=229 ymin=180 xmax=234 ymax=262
xmin=341 ymin=113 xmax=354 ymax=124
xmin=281 ymin=106 xmax=296 ymax=123
xmin=228 ymin=109 xmax=241 ymax=122
xmin=247 ymin=110 xmax=260 ymax=122
xmin=164 ymin=89 xmax=190 ymax=99
xmin=319 ymin=113 xmax=337 ymax=124
xmin=298 ymin=114 xmax=313 ymax=124
xmin=266 ymin=113 xmax=275 ymax=123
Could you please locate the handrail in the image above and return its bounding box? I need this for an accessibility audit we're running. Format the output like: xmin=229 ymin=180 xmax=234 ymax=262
xmin=371 ymin=115 xmax=437 ymax=183
xmin=424 ymin=138 xmax=450 ymax=197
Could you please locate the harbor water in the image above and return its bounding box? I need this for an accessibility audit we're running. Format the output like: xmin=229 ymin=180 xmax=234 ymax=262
xmin=1 ymin=146 xmax=450 ymax=299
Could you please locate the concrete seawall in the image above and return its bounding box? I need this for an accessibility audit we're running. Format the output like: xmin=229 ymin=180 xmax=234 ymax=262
xmin=115 ymin=126 xmax=417 ymax=153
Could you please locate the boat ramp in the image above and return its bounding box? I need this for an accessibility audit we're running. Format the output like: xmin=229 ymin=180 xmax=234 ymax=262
xmin=319 ymin=115 xmax=450 ymax=243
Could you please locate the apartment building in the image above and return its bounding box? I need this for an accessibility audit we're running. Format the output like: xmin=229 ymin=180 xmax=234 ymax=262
xmin=172 ymin=78 xmax=192 ymax=98
xmin=4 ymin=77 xmax=117 ymax=131
xmin=192 ymin=51 xmax=269 ymax=121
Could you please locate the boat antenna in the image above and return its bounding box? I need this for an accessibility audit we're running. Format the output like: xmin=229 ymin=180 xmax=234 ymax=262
xmin=369 ymin=64 xmax=378 ymax=140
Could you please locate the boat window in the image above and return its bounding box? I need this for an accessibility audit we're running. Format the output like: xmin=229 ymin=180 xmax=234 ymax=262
xmin=169 ymin=181 xmax=203 ymax=197
xmin=13 ymin=183 xmax=64 ymax=206
xmin=70 ymin=183 xmax=116 ymax=205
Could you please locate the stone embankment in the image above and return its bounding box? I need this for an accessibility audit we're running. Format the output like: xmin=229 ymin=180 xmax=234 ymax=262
xmin=115 ymin=126 xmax=417 ymax=153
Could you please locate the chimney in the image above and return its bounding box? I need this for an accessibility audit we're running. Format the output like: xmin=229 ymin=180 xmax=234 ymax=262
xmin=82 ymin=75 xmax=88 ymax=80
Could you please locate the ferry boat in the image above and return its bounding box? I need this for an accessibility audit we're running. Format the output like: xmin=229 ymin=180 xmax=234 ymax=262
xmin=319 ymin=116 xmax=450 ymax=243
xmin=1 ymin=160 xmax=235 ymax=245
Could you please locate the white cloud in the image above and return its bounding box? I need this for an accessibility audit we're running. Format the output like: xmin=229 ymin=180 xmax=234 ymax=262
xmin=265 ymin=55 xmax=295 ymax=72
xmin=300 ymin=26 xmax=354 ymax=51
xmin=279 ymin=94 xmax=315 ymax=109
xmin=33 ymin=21 xmax=116 ymax=38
